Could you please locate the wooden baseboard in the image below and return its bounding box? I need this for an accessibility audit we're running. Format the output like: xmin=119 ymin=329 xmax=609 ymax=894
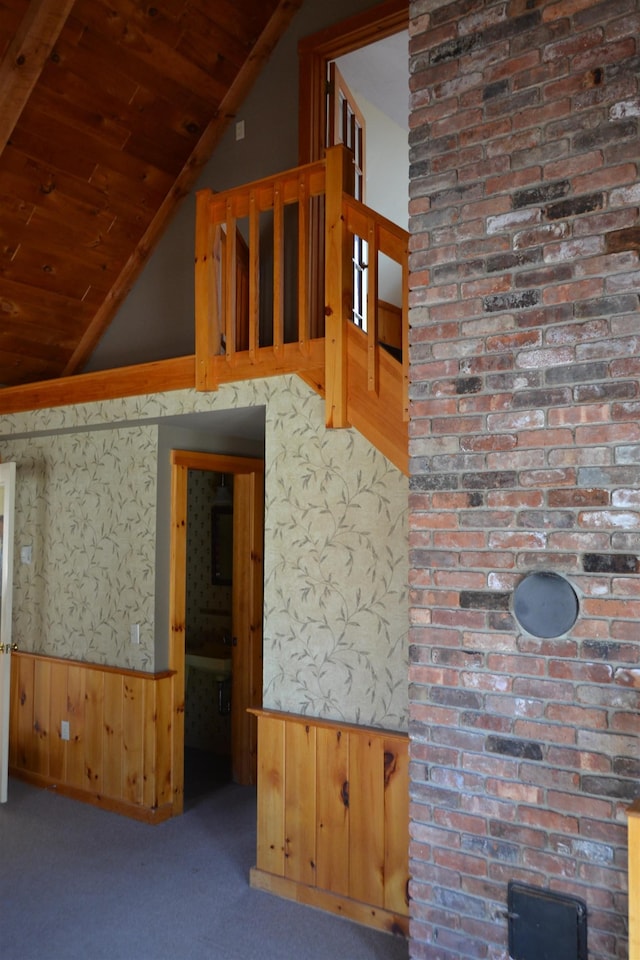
xmin=9 ymin=768 xmax=174 ymax=825
xmin=249 ymin=867 xmax=408 ymax=938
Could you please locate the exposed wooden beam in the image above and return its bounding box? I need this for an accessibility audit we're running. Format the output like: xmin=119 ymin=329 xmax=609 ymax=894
xmin=0 ymin=0 xmax=76 ymax=157
xmin=0 ymin=356 xmax=195 ymax=415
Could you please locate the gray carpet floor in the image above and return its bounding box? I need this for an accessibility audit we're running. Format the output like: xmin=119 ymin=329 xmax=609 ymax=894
xmin=0 ymin=773 xmax=409 ymax=960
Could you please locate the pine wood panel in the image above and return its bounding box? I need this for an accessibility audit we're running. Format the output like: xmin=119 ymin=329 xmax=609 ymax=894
xmin=349 ymin=731 xmax=385 ymax=907
xmin=250 ymin=709 xmax=409 ymax=937
xmin=316 ymin=726 xmax=350 ymax=897
xmin=256 ymin=713 xmax=286 ymax=877
xmin=9 ymin=651 xmax=175 ymax=822
xmin=631 ymin=800 xmax=640 ymax=960
xmin=284 ymin=720 xmax=317 ymax=886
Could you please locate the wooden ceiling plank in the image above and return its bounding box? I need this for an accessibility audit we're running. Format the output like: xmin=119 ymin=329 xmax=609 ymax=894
xmin=0 ymin=0 xmax=77 ymax=157
xmin=1 ymin=144 xmax=166 ymax=225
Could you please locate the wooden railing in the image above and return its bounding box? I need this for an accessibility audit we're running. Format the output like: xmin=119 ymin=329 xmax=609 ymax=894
xmin=195 ymin=158 xmax=328 ymax=390
xmin=195 ymin=145 xmax=409 ymax=471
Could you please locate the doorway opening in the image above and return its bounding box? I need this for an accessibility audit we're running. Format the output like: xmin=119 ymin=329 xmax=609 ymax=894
xmin=298 ymin=0 xmax=409 ymax=352
xmin=184 ymin=468 xmax=234 ymax=802
xmin=169 ymin=450 xmax=265 ymax=816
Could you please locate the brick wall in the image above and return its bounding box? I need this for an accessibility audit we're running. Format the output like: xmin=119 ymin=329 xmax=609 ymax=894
xmin=407 ymin=1 xmax=640 ymax=958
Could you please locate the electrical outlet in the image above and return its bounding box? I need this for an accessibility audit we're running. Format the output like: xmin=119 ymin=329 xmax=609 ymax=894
xmin=130 ymin=623 xmax=140 ymax=645
xmin=61 ymin=720 xmax=70 ymax=741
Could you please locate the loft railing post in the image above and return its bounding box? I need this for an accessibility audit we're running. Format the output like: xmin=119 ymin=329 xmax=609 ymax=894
xmin=194 ymin=189 xmax=220 ymax=390
xmin=324 ymin=144 xmax=354 ymax=429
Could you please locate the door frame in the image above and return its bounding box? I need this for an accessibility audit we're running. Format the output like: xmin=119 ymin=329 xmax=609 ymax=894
xmin=168 ymin=450 xmax=264 ymax=815
xmin=0 ymin=460 xmax=15 ymax=804
xmin=298 ymin=0 xmax=408 ymax=165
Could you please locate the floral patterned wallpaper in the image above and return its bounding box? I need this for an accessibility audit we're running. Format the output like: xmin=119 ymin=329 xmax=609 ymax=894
xmin=0 ymin=376 xmax=409 ymax=730
xmin=2 ymin=426 xmax=157 ymax=671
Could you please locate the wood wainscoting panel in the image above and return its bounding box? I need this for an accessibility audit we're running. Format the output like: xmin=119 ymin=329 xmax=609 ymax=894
xmin=250 ymin=709 xmax=409 ymax=937
xmin=9 ymin=651 xmax=175 ymax=823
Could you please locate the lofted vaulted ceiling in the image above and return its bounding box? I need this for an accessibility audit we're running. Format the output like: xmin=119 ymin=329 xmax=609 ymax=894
xmin=0 ymin=0 xmax=300 ymax=387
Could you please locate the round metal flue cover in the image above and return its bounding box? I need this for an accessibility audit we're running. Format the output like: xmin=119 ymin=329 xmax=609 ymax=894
xmin=513 ymin=571 xmax=579 ymax=639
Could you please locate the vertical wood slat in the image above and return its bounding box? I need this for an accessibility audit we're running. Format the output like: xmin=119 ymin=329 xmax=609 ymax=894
xmin=366 ymin=216 xmax=378 ymax=394
xmin=84 ymin=669 xmax=104 ymax=795
xmin=256 ymin=714 xmax=286 ymax=877
xmin=324 ymin=145 xmax=353 ymax=429
xmin=66 ymin=663 xmax=86 ymax=790
xmin=16 ymin=655 xmax=35 ymax=771
xmin=248 ymin=191 xmax=259 ymax=361
xmin=49 ymin=659 xmax=68 ymax=782
xmin=33 ymin=657 xmax=51 ymax=776
xmin=316 ymin=726 xmax=350 ymax=897
xmin=9 ymin=653 xmax=174 ymax=822
xmin=103 ymin=672 xmax=123 ymax=800
xmin=349 ymin=732 xmax=385 ymax=907
xmin=284 ymin=720 xmax=317 ymax=887
xmin=383 ymin=738 xmax=410 ymax=914
xmin=297 ymin=172 xmax=309 ymax=347
xmin=224 ymin=200 xmax=237 ymax=357
xmin=272 ymin=181 xmax=284 ymax=354
xmin=151 ymin=674 xmax=173 ymax=810
xmin=123 ymin=677 xmax=144 ymax=805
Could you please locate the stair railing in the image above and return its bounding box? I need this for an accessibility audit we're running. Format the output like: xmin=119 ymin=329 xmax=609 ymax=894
xmin=195 ymin=145 xmax=409 ymax=431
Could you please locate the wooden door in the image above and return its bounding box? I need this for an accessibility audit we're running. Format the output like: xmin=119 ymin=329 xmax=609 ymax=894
xmin=169 ymin=451 xmax=264 ymax=814
xmin=0 ymin=461 xmax=16 ymax=803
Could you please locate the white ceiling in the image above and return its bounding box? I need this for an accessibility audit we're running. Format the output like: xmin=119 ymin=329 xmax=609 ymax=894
xmin=336 ymin=31 xmax=409 ymax=131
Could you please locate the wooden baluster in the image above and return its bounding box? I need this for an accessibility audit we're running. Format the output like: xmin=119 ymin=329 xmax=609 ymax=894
xmin=366 ymin=215 xmax=378 ymax=395
xmin=273 ymin=181 xmax=284 ymax=357
xmin=324 ymin=144 xmax=354 ymax=429
xmin=248 ymin=190 xmax=259 ymax=362
xmin=297 ymin=172 xmax=309 ymax=352
xmin=225 ymin=199 xmax=237 ymax=359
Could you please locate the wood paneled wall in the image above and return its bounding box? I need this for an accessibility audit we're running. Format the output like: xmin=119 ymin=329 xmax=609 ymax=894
xmin=250 ymin=709 xmax=409 ymax=937
xmin=9 ymin=651 xmax=175 ymax=823
xmin=631 ymin=800 xmax=640 ymax=960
